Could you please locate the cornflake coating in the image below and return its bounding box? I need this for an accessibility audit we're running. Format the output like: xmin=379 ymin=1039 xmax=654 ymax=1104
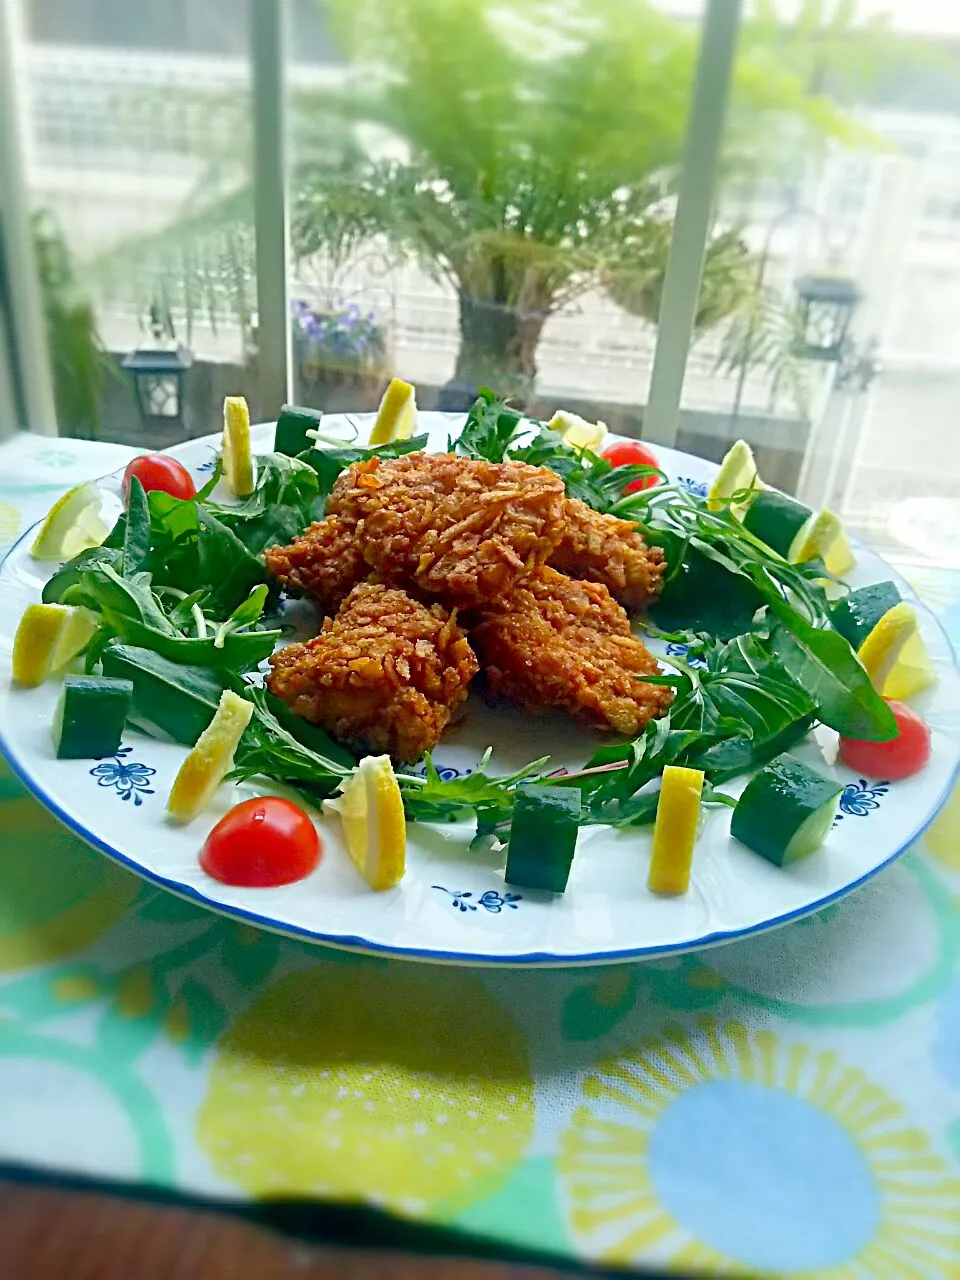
xmin=266 ymin=582 xmax=479 ymax=763
xmin=327 ymin=452 xmax=566 ymax=606
xmin=549 ymin=498 xmax=666 ymax=610
xmin=471 ymin=567 xmax=673 ymax=736
xmin=264 ymin=516 xmax=367 ymax=616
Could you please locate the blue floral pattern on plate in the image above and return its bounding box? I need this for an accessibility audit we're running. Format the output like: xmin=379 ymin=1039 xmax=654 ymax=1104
xmin=664 ymin=641 xmax=707 ymax=670
xmin=833 ymin=778 xmax=890 ymax=825
xmin=89 ymin=747 xmax=156 ymax=806
xmin=432 ymin=887 xmax=522 ymax=914
xmin=411 ymin=762 xmax=472 ymax=783
xmin=677 ymin=476 xmax=709 ymax=498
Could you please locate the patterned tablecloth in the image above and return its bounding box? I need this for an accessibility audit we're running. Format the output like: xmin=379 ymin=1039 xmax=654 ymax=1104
xmin=1 ymin=433 xmax=959 ymax=1277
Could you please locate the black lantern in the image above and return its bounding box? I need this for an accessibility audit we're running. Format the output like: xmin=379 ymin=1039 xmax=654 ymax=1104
xmin=123 ymin=318 xmax=193 ymax=432
xmin=792 ymin=275 xmax=861 ymax=363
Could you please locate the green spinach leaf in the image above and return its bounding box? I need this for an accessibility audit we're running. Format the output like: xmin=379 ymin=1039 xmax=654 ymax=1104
xmin=648 ymin=546 xmax=765 ymax=639
xmin=62 ymin=563 xmax=277 ymax=671
xmin=454 ymin=388 xmax=524 ymax=462
xmin=228 ymin=685 xmax=354 ymax=798
xmin=205 ymin=454 xmax=319 ymax=552
xmin=122 ymin=477 xmax=152 ymax=577
xmin=768 ymin=599 xmax=897 ymax=741
xmin=42 ymin=545 xmax=123 ymax=604
xmin=100 ymin=643 xmax=227 ymax=745
xmin=196 ymin=508 xmax=270 ymax=616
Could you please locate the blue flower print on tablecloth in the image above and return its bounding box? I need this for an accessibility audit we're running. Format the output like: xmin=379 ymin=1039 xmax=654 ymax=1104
xmin=933 ymin=975 xmax=960 ymax=1091
xmin=559 ymin=1020 xmax=960 ymax=1274
xmin=89 ymin=747 xmax=156 ymax=806
xmin=34 ymin=448 xmax=78 ymax=469
xmin=0 ymin=501 xmax=20 ymax=552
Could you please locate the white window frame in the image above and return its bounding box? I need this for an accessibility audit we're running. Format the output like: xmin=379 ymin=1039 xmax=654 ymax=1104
xmin=0 ymin=0 xmax=57 ymax=437
xmin=2 ymin=0 xmax=740 ymax=437
xmin=643 ymin=0 xmax=743 ymax=447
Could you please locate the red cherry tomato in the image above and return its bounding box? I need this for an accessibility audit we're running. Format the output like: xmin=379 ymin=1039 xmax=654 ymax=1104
xmin=839 ymin=699 xmax=931 ymax=781
xmin=122 ymin=454 xmax=196 ymax=505
xmin=601 ymin=440 xmax=661 ymax=493
xmin=200 ymin=796 xmax=321 ymax=888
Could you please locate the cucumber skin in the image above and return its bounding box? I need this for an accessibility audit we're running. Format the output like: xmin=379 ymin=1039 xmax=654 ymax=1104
xmin=699 ymin=713 xmax=816 ymax=784
xmin=742 ymin=491 xmax=812 ymax=557
xmin=830 ymin=581 xmax=902 ymax=650
xmin=505 ymin=784 xmax=581 ymax=894
xmin=55 ymin=676 xmax=133 ymax=760
xmin=274 ymin=406 xmax=323 ymax=457
xmin=731 ymin=754 xmax=842 ymax=867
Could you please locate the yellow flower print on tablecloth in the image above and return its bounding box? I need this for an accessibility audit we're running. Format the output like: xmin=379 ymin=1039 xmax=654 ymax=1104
xmin=925 ymin=778 xmax=960 ymax=873
xmin=196 ymin=965 xmax=534 ymax=1218
xmin=0 ymin=501 xmax=20 ymax=548
xmin=0 ymin=797 xmax=138 ymax=970
xmin=559 ymin=1019 xmax=960 ymax=1276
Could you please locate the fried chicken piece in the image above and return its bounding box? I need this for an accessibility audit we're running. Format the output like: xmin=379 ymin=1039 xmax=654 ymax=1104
xmin=267 ymin=582 xmax=479 ymax=763
xmin=327 ymin=452 xmax=566 ymax=607
xmin=471 ymin=567 xmax=673 ymax=736
xmin=549 ymin=498 xmax=666 ymax=610
xmin=264 ymin=515 xmax=368 ymax=616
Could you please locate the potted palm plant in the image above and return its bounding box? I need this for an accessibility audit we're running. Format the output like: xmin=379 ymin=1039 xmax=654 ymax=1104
xmin=93 ymin=0 xmax=898 ymax=409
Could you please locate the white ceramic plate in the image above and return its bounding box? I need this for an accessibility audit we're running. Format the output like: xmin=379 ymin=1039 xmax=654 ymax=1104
xmin=1 ymin=414 xmax=958 ymax=967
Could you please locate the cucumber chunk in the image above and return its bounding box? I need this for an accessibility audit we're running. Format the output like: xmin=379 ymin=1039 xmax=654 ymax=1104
xmin=274 ymin=405 xmax=324 ymax=457
xmin=731 ymin=754 xmax=842 ymax=867
xmin=505 ymin=784 xmax=581 ymax=894
xmin=742 ymin=490 xmax=813 ymax=558
xmin=830 ymin=581 xmax=902 ymax=650
xmin=53 ymin=675 xmax=133 ymax=759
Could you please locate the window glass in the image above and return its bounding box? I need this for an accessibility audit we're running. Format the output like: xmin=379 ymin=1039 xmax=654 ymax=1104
xmin=678 ymin=1 xmax=960 ymax=567
xmin=285 ymin=0 xmax=711 ymax=425
xmin=13 ymin=0 xmax=256 ymax=445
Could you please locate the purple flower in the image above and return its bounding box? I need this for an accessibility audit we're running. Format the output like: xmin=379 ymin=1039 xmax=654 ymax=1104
xmin=292 ymin=299 xmax=384 ymax=372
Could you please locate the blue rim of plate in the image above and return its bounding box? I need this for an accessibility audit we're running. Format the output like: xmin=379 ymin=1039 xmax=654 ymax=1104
xmin=2 ymin=479 xmax=959 ymax=967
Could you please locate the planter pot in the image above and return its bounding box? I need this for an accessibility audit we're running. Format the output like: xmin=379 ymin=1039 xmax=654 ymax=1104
xmin=295 ymin=363 xmax=389 ymax=413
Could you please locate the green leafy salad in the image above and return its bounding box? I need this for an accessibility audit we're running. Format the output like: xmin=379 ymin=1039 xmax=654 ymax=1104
xmin=29 ymin=388 xmax=900 ymax=859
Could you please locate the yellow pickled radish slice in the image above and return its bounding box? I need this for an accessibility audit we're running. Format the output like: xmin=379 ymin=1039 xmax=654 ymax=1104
xmin=548 ymin=410 xmax=607 ymax=453
xmin=222 ymin=396 xmax=256 ymax=497
xmin=708 ymin=439 xmax=760 ymax=515
xmin=857 ymin=601 xmax=920 ymax=692
xmin=167 ymin=690 xmax=254 ymax=823
xmin=29 ymin=482 xmax=107 ymax=561
xmin=369 ymin=379 xmax=417 ymax=445
xmin=12 ymin=603 xmax=70 ymax=685
xmin=328 ymin=754 xmax=406 ymax=890
xmin=883 ymin=628 xmax=937 ymax=702
xmin=648 ymin=765 xmax=704 ymax=896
